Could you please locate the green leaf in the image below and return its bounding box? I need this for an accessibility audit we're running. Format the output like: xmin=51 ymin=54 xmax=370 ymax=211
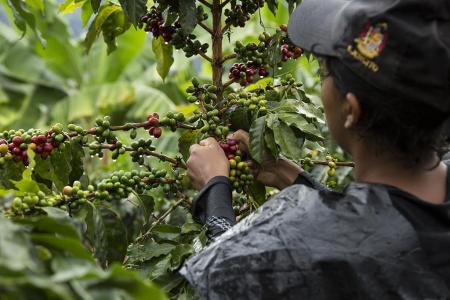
xmin=266 ymin=0 xmax=278 ymax=16
xmin=127 ymin=240 xmax=176 ymax=264
xmin=11 ymin=150 xmax=40 ymax=194
xmin=91 ymin=0 xmax=102 ymax=12
xmin=0 ymin=216 xmax=39 ymax=272
xmin=152 ymin=36 xmax=174 ymax=81
xmin=274 ymin=99 xmax=325 ymax=124
xmin=278 ymin=112 xmax=323 ymax=141
xmin=249 ymin=116 xmax=266 ymax=164
xmin=81 ymin=0 xmax=94 ymax=27
xmin=84 ymin=4 xmax=121 ymax=53
xmin=88 ymin=264 xmax=168 ymax=300
xmin=31 ymin=233 xmax=94 ymax=261
xmin=264 ymin=128 xmax=279 ymax=158
xmin=248 ymin=180 xmax=266 ymax=206
xmin=7 ymin=0 xmax=43 ymax=45
xmin=170 ymin=244 xmax=193 ymax=269
xmin=268 ymin=117 xmax=304 ymax=160
xmin=18 ymin=215 xmax=80 ymax=240
xmin=0 ymin=160 xmax=24 ymax=189
xmin=92 ymin=205 xmax=128 ymax=267
xmin=178 ymin=0 xmax=197 ymax=33
xmin=178 ymin=130 xmax=201 ymax=162
xmin=118 ymin=0 xmax=146 ymax=25
xmin=226 ymin=105 xmax=252 ymax=132
xmin=152 ymin=224 xmax=181 ymax=242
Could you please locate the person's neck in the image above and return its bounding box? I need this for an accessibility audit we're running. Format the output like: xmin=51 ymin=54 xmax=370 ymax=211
xmin=352 ymin=146 xmax=448 ymax=204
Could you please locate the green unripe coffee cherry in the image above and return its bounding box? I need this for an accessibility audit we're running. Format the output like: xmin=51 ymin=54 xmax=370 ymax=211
xmin=174 ymin=113 xmax=185 ymax=122
xmin=55 ymin=134 xmax=64 ymax=143
xmin=68 ymin=124 xmax=77 ymax=131
xmin=328 ymin=161 xmax=336 ymax=168
xmin=207 ymin=85 xmax=218 ymax=93
xmin=156 ymin=170 xmax=167 ymax=178
xmin=192 ymin=77 xmax=200 ymax=87
xmin=52 ymin=123 xmax=63 ymax=134
xmin=327 ymin=168 xmax=336 ymax=177
xmin=237 ymin=162 xmax=246 ymax=170
xmin=188 ymin=96 xmax=198 ymax=103
xmin=12 ymin=197 xmax=22 ymax=209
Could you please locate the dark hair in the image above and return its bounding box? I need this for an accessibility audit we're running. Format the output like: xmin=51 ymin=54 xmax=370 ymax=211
xmin=321 ymin=56 xmax=449 ymax=168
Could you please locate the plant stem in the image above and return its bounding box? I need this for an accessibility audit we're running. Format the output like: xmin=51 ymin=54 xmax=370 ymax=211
xmin=222 ymin=53 xmax=237 ymax=63
xmin=198 ymin=21 xmax=214 ymax=35
xmin=211 ymin=0 xmax=224 ymax=102
xmin=137 ymin=197 xmax=186 ymax=242
xmin=310 ymin=160 xmax=355 ymax=168
xmin=221 ymin=0 xmax=232 ymax=8
xmin=198 ymin=0 xmax=212 ymax=8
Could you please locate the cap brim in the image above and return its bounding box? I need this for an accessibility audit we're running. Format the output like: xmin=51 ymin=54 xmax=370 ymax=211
xmin=288 ymin=0 xmax=350 ymax=57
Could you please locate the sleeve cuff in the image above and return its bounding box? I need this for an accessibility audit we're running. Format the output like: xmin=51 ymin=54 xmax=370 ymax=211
xmin=191 ymin=176 xmax=234 ymax=225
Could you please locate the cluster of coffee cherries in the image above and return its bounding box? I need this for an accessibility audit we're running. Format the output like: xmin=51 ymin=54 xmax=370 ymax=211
xmin=129 ymin=138 xmax=157 ymax=165
xmin=146 ymin=113 xmax=162 ymax=138
xmin=11 ymin=191 xmax=55 ymax=213
xmin=280 ymin=74 xmax=302 ymax=88
xmin=219 ymin=139 xmax=255 ymax=193
xmin=94 ymin=169 xmax=174 ymax=200
xmin=325 ymin=155 xmax=338 ymax=188
xmin=0 ymin=125 xmax=68 ymax=166
xmin=140 ymin=7 xmax=209 ymax=58
xmin=229 ymin=62 xmax=269 ymax=86
xmin=224 ymin=0 xmax=265 ymax=27
xmin=141 ymin=7 xmax=179 ymax=43
xmin=93 ymin=116 xmax=117 ymax=144
xmin=186 ymin=78 xmax=219 ymax=104
xmin=234 ymin=39 xmax=270 ymax=67
xmin=159 ymin=111 xmax=186 ymax=132
xmin=187 ymin=106 xmax=229 ymax=137
xmin=280 ymin=44 xmax=303 ymax=61
xmin=278 ymin=24 xmax=303 ymax=61
xmin=228 ymin=91 xmax=268 ymax=116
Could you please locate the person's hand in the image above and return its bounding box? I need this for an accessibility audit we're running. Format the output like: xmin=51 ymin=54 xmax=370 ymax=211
xmin=187 ymin=137 xmax=230 ymax=190
xmin=229 ymin=130 xmax=303 ymax=190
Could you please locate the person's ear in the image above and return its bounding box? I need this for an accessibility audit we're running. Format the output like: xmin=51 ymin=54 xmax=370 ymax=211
xmin=343 ymin=93 xmax=361 ymax=129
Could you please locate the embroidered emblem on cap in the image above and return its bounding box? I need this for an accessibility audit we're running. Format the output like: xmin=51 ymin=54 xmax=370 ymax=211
xmin=356 ymin=22 xmax=388 ymax=58
xmin=347 ymin=22 xmax=388 ymax=72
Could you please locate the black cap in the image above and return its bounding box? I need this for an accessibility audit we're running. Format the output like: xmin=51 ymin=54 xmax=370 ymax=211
xmin=288 ymin=0 xmax=450 ymax=113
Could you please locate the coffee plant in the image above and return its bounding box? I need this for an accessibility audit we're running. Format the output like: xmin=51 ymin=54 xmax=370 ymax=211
xmin=2 ymin=0 xmax=354 ymax=299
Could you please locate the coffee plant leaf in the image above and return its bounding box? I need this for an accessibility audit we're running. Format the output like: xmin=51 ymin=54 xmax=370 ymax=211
xmin=249 ymin=180 xmax=267 ymax=206
xmin=179 ymin=130 xmax=202 ymax=162
xmin=152 ymin=36 xmax=175 ymax=81
xmin=266 ymin=0 xmax=278 ymax=16
xmin=264 ymin=128 xmax=279 ymax=158
xmin=84 ymin=3 xmax=121 ymax=53
xmin=249 ymin=116 xmax=267 ymax=164
xmin=269 ymin=118 xmax=304 ymax=160
xmin=92 ymin=205 xmax=128 ymax=267
xmin=118 ymin=0 xmax=146 ymax=25
xmin=0 ymin=215 xmax=39 ymax=272
xmin=277 ymin=112 xmax=324 ymax=141
xmin=178 ymin=0 xmax=197 ymax=34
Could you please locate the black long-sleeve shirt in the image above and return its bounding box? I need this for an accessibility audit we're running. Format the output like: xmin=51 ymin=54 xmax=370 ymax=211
xmin=192 ymin=172 xmax=327 ymax=240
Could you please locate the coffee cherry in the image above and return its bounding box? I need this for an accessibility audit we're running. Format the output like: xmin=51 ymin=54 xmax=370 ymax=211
xmin=152 ymin=127 xmax=162 ymax=138
xmin=12 ymin=136 xmax=23 ymax=146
